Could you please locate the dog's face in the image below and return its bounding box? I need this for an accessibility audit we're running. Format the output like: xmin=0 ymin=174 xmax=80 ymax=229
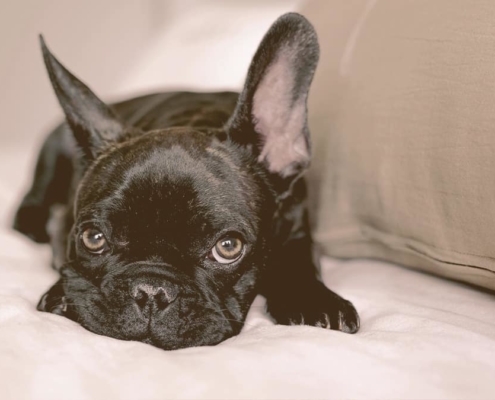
xmin=37 ymin=13 xmax=319 ymax=349
xmin=56 ymin=130 xmax=273 ymax=349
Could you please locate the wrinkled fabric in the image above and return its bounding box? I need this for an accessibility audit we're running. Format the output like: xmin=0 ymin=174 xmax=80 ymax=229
xmin=1 ymin=148 xmax=495 ymax=399
xmin=305 ymin=0 xmax=495 ymax=290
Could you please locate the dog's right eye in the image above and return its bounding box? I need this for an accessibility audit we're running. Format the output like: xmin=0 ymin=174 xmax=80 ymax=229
xmin=208 ymin=235 xmax=245 ymax=264
xmin=81 ymin=228 xmax=107 ymax=254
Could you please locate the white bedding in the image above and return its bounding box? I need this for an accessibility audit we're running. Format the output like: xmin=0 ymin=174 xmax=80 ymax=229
xmin=1 ymin=147 xmax=495 ymax=400
xmin=2 ymin=3 xmax=495 ymax=398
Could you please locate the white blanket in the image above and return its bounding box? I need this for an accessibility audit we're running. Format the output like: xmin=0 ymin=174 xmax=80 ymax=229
xmin=1 ymin=147 xmax=495 ymax=399
xmin=2 ymin=5 xmax=495 ymax=396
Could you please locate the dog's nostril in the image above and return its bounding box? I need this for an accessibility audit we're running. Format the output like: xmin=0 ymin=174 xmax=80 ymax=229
xmin=155 ymin=288 xmax=170 ymax=310
xmin=132 ymin=283 xmax=175 ymax=311
xmin=134 ymin=288 xmax=149 ymax=309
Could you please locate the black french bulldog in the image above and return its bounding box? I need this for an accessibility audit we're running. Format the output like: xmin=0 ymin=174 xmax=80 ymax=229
xmin=13 ymin=13 xmax=359 ymax=350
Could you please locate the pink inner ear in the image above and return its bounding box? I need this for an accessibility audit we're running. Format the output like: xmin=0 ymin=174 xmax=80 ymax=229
xmin=252 ymin=53 xmax=309 ymax=177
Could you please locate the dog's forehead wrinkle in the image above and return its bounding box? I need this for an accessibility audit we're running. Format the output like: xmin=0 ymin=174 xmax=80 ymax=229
xmin=117 ymin=143 xmax=221 ymax=190
xmin=77 ymin=138 xmax=262 ymax=253
xmin=205 ymin=140 xmax=265 ymax=206
xmin=205 ymin=143 xmax=242 ymax=173
xmin=111 ymin=141 xmax=260 ymax=231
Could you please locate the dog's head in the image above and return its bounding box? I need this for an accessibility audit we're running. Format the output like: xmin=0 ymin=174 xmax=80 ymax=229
xmin=38 ymin=13 xmax=319 ymax=349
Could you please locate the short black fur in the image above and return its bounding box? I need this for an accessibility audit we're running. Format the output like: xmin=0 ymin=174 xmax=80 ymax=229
xmin=14 ymin=13 xmax=359 ymax=350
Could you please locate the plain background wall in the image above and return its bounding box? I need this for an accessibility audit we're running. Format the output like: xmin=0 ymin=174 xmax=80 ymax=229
xmin=0 ymin=0 xmax=302 ymax=153
xmin=0 ymin=0 xmax=304 ymax=223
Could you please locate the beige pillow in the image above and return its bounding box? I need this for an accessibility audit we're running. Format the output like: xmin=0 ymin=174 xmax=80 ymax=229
xmin=303 ymin=0 xmax=495 ymax=290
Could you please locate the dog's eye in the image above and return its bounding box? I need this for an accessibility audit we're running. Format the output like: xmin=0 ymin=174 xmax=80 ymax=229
xmin=81 ymin=228 xmax=107 ymax=254
xmin=209 ymin=236 xmax=244 ymax=264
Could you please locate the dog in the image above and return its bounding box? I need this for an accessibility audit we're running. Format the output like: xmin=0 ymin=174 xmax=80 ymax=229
xmin=13 ymin=13 xmax=359 ymax=350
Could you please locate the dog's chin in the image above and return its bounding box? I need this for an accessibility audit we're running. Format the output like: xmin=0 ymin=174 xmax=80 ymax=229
xmin=76 ymin=306 xmax=238 ymax=350
xmin=138 ymin=321 xmax=238 ymax=350
xmin=38 ymin=281 xmax=241 ymax=350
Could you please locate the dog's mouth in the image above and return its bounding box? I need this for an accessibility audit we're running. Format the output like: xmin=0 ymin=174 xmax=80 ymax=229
xmin=37 ymin=270 xmax=242 ymax=350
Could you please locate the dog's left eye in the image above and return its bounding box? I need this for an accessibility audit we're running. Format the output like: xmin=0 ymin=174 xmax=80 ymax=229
xmin=209 ymin=235 xmax=244 ymax=264
xmin=81 ymin=228 xmax=107 ymax=254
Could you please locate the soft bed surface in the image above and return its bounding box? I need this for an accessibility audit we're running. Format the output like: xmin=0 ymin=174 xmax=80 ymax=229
xmin=1 ymin=150 xmax=495 ymax=400
xmin=6 ymin=3 xmax=494 ymax=399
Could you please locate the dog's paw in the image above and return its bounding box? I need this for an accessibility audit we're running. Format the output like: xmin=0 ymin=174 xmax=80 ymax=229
xmin=37 ymin=279 xmax=67 ymax=316
xmin=266 ymin=283 xmax=360 ymax=333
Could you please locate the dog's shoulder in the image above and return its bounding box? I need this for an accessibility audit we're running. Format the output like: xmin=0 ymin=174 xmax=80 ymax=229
xmin=111 ymin=91 xmax=239 ymax=131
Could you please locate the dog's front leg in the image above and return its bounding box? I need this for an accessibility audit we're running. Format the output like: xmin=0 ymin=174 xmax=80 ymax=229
xmin=262 ymin=234 xmax=359 ymax=333
xmin=37 ymin=278 xmax=68 ymax=316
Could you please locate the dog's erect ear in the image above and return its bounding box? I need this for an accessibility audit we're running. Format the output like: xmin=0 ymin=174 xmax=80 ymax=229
xmin=40 ymin=36 xmax=124 ymax=160
xmin=226 ymin=13 xmax=319 ymax=178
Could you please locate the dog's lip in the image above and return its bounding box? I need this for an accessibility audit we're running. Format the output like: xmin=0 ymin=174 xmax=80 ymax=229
xmin=140 ymin=336 xmax=182 ymax=351
xmin=137 ymin=328 xmax=185 ymax=350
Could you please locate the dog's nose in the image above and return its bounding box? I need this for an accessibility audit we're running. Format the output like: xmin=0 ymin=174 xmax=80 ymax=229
xmin=131 ymin=283 xmax=177 ymax=311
